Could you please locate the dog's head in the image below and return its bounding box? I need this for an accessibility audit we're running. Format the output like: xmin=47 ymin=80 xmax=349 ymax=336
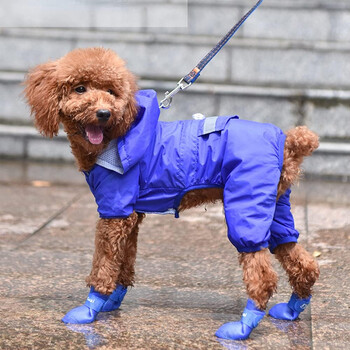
xmin=24 ymin=47 xmax=138 ymax=149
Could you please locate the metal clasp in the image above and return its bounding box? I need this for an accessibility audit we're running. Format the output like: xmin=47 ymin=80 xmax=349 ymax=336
xmin=159 ymin=78 xmax=192 ymax=109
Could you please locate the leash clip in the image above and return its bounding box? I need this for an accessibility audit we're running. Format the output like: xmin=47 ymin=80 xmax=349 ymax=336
xmin=159 ymin=78 xmax=192 ymax=109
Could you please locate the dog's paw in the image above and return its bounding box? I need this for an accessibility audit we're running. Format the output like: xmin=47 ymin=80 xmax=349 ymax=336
xmin=62 ymin=286 xmax=112 ymax=324
xmin=215 ymin=299 xmax=265 ymax=340
xmin=62 ymin=305 xmax=98 ymax=324
xmin=268 ymin=293 xmax=311 ymax=321
xmin=268 ymin=303 xmax=299 ymax=321
xmin=215 ymin=321 xmax=253 ymax=340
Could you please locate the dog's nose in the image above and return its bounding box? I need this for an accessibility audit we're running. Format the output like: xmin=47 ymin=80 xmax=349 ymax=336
xmin=96 ymin=109 xmax=111 ymax=122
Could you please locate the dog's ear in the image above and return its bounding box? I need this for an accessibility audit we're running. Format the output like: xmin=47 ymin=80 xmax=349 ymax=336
xmin=123 ymin=71 xmax=139 ymax=126
xmin=24 ymin=61 xmax=60 ymax=137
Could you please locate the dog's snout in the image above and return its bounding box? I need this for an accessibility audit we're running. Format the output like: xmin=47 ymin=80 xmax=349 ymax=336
xmin=96 ymin=109 xmax=111 ymax=122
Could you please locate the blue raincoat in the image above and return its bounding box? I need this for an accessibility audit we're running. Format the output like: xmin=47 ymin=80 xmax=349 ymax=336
xmin=84 ymin=90 xmax=299 ymax=253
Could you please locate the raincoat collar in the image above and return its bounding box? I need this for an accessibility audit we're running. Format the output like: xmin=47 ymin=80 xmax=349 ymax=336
xmin=117 ymin=89 xmax=160 ymax=174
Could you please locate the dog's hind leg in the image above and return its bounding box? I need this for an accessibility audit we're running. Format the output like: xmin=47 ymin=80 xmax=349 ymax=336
xmin=269 ymin=242 xmax=319 ymax=320
xmin=216 ymin=249 xmax=277 ymax=340
xmin=62 ymin=212 xmax=140 ymax=324
xmin=239 ymin=249 xmax=278 ymax=311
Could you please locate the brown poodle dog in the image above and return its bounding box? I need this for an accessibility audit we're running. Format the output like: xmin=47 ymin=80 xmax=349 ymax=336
xmin=24 ymin=47 xmax=319 ymax=339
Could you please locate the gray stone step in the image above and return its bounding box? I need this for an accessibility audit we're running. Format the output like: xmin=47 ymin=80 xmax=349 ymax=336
xmin=1 ymin=121 xmax=350 ymax=181
xmin=1 ymin=28 xmax=350 ymax=91
xmin=0 ymin=72 xmax=28 ymax=125
xmin=1 ymin=78 xmax=350 ymax=179
xmin=2 ymin=72 xmax=350 ymax=141
xmin=1 ymin=41 xmax=350 ymax=129
xmin=194 ymin=0 xmax=350 ymax=10
xmin=1 ymin=1 xmax=350 ymax=39
xmin=0 ymin=124 xmax=72 ymax=161
xmin=1 ymin=0 xmax=349 ymax=179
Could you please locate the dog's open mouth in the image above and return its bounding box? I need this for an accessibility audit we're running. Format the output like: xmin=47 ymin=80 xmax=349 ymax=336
xmin=85 ymin=124 xmax=104 ymax=145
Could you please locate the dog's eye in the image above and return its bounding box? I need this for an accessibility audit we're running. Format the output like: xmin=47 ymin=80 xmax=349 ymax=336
xmin=107 ymin=89 xmax=116 ymax=96
xmin=75 ymin=86 xmax=86 ymax=94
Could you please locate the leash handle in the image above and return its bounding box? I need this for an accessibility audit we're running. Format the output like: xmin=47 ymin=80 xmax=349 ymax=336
xmin=160 ymin=0 xmax=264 ymax=109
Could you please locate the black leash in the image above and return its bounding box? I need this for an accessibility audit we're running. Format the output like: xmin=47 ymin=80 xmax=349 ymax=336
xmin=159 ymin=0 xmax=264 ymax=109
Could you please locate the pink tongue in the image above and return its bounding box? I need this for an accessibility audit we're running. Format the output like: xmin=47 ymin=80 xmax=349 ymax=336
xmin=85 ymin=125 xmax=103 ymax=145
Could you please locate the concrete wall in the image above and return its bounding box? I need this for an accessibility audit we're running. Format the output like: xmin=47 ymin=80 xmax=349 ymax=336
xmin=0 ymin=0 xmax=349 ymax=179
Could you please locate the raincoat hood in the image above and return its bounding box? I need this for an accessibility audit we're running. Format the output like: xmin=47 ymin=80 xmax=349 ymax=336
xmin=118 ymin=90 xmax=159 ymax=174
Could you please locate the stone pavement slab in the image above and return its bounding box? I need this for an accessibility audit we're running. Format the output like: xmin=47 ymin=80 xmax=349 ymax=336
xmin=0 ymin=160 xmax=349 ymax=349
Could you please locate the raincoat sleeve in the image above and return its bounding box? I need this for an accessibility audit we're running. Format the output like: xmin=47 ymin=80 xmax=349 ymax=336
xmin=223 ymin=161 xmax=281 ymax=253
xmin=221 ymin=122 xmax=286 ymax=253
xmin=268 ymin=188 xmax=300 ymax=253
xmin=85 ymin=165 xmax=140 ymax=219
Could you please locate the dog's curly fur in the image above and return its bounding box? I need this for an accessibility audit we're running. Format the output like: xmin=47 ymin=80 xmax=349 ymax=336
xmin=24 ymin=47 xmax=319 ymax=312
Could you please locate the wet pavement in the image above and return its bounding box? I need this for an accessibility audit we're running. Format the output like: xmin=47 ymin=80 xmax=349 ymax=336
xmin=0 ymin=160 xmax=349 ymax=350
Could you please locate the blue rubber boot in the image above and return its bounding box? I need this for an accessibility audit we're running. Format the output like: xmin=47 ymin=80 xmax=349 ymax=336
xmin=215 ymin=299 xmax=265 ymax=340
xmin=268 ymin=293 xmax=311 ymax=321
xmin=101 ymin=285 xmax=127 ymax=312
xmin=62 ymin=287 xmax=109 ymax=324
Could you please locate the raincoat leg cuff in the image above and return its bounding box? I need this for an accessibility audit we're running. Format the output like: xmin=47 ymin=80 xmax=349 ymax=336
xmin=236 ymin=242 xmax=269 ymax=253
xmin=269 ymin=237 xmax=298 ymax=254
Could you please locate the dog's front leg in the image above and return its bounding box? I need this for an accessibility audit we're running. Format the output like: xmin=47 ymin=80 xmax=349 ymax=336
xmin=86 ymin=213 xmax=140 ymax=293
xmin=117 ymin=212 xmax=145 ymax=287
xmin=62 ymin=212 xmax=140 ymax=324
xmin=98 ymin=213 xmax=145 ymax=313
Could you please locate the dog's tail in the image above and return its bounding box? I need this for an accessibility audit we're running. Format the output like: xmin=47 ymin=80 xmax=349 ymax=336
xmin=278 ymin=126 xmax=319 ymax=197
